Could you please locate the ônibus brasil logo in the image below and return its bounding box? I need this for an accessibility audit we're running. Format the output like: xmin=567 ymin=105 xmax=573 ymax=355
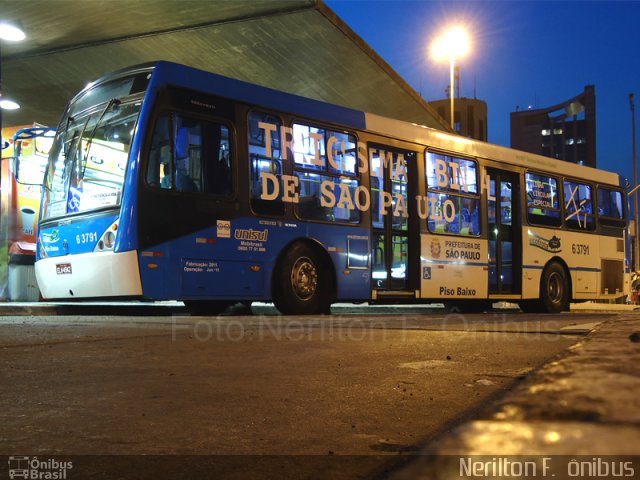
xmin=8 ymin=456 xmax=73 ymax=479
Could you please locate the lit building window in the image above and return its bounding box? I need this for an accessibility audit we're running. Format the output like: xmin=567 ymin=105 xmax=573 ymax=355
xmin=553 ymin=128 xmax=563 ymax=135
xmin=541 ymin=129 xmax=551 ymax=136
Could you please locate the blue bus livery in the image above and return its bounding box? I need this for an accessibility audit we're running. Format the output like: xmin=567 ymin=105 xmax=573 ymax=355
xmin=35 ymin=61 xmax=629 ymax=314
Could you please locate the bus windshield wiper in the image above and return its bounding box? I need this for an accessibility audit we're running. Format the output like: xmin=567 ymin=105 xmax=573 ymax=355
xmin=62 ymin=115 xmax=75 ymax=158
xmin=80 ymin=98 xmax=121 ymax=179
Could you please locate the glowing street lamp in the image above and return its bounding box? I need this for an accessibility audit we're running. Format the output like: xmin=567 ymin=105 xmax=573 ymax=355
xmin=431 ymin=26 xmax=470 ymax=130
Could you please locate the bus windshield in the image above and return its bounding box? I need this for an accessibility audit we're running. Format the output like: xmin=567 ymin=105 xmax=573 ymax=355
xmin=41 ymin=74 xmax=150 ymax=222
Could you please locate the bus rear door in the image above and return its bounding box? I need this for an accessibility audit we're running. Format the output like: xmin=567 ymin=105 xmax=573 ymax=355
xmin=370 ymin=145 xmax=419 ymax=300
xmin=487 ymin=168 xmax=522 ymax=294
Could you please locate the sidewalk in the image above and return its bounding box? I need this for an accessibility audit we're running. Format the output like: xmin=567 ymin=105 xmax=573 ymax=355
xmin=391 ymin=311 xmax=640 ymax=479
xmin=0 ymin=300 xmax=186 ymax=316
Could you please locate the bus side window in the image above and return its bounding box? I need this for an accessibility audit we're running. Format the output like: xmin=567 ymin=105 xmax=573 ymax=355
xmin=525 ymin=172 xmax=561 ymax=227
xmin=425 ymin=152 xmax=480 ymax=236
xmin=248 ymin=111 xmax=284 ymax=216
xmin=147 ymin=112 xmax=233 ymax=196
xmin=147 ymin=112 xmax=172 ymax=189
xmin=564 ymin=180 xmax=595 ymax=230
xmin=294 ymin=123 xmax=360 ymax=224
xmin=202 ymin=123 xmax=232 ymax=196
xmin=598 ymin=187 xmax=624 ymax=228
xmin=173 ymin=118 xmax=202 ymax=193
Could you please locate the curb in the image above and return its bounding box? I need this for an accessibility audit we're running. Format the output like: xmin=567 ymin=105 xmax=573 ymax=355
xmin=389 ymin=313 xmax=640 ymax=479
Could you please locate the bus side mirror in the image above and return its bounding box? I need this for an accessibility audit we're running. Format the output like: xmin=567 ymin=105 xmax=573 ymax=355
xmin=13 ymin=145 xmax=27 ymax=184
xmin=12 ymin=127 xmax=55 ymax=186
xmin=13 ymin=146 xmax=43 ymax=186
xmin=13 ymin=155 xmax=24 ymax=182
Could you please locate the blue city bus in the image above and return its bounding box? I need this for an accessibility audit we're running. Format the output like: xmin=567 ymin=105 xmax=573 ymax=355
xmin=35 ymin=61 xmax=629 ymax=314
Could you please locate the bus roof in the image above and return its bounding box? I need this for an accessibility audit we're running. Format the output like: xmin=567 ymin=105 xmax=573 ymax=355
xmin=364 ymin=113 xmax=623 ymax=187
xmin=89 ymin=61 xmax=624 ymax=188
xmin=151 ymin=61 xmax=367 ymax=131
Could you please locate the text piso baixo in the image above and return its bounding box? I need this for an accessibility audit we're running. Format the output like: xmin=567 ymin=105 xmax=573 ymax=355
xmin=256 ymin=122 xmax=494 ymax=221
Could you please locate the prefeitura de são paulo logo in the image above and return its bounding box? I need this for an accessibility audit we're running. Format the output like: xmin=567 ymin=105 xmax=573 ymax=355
xmin=8 ymin=456 xmax=73 ymax=479
xmin=430 ymin=238 xmax=442 ymax=259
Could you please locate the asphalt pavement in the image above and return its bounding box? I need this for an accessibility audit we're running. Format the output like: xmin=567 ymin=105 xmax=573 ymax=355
xmin=0 ymin=300 xmax=638 ymax=480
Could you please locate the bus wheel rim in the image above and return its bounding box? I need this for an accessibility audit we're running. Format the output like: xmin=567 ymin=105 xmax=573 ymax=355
xmin=547 ymin=271 xmax=563 ymax=304
xmin=291 ymin=257 xmax=318 ymax=301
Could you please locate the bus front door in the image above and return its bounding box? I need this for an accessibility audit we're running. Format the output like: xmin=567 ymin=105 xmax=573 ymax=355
xmin=487 ymin=169 xmax=522 ymax=294
xmin=370 ymin=146 xmax=418 ymax=296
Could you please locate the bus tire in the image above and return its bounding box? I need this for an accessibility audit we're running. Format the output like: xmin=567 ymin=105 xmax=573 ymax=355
xmin=539 ymin=262 xmax=569 ymax=313
xmin=184 ymin=300 xmax=230 ymax=316
xmin=272 ymin=242 xmax=334 ymax=315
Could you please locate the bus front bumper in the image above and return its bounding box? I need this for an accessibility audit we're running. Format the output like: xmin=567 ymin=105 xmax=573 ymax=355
xmin=35 ymin=250 xmax=143 ymax=299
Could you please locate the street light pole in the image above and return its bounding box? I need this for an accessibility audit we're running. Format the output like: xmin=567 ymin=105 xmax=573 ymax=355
xmin=431 ymin=26 xmax=469 ymax=132
xmin=630 ymin=93 xmax=638 ymax=272
xmin=449 ymin=53 xmax=455 ymax=130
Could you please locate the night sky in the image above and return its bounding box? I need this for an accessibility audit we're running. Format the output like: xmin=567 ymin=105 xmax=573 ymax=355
xmin=327 ymin=0 xmax=640 ymax=183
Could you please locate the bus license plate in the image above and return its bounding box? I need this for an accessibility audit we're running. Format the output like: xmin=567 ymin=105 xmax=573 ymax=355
xmin=56 ymin=263 xmax=72 ymax=275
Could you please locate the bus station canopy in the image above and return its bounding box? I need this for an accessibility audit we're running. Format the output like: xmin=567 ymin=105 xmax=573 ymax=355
xmin=1 ymin=0 xmax=450 ymax=132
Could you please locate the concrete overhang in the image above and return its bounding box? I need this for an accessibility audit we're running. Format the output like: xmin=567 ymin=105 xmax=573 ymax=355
xmin=1 ymin=0 xmax=450 ymax=133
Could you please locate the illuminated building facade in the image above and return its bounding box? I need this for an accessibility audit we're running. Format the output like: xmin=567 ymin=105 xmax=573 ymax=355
xmin=510 ymin=86 xmax=596 ymax=167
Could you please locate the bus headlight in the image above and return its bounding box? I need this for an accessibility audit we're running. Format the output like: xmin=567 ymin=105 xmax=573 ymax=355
xmin=103 ymin=231 xmax=116 ymax=249
xmin=94 ymin=221 xmax=119 ymax=252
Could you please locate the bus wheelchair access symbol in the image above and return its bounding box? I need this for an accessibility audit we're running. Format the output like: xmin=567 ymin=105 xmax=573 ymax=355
xmin=423 ymin=266 xmax=432 ymax=280
xmin=8 ymin=456 xmax=30 ymax=479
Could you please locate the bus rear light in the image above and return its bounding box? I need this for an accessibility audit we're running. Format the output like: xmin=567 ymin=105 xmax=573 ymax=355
xmin=250 ymin=265 xmax=261 ymax=272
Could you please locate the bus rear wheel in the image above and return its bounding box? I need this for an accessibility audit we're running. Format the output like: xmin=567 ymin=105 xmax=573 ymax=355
xmin=521 ymin=262 xmax=569 ymax=313
xmin=272 ymin=243 xmax=333 ymax=315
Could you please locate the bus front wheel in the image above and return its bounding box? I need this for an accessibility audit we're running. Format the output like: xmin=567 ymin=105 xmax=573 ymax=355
xmin=272 ymin=242 xmax=334 ymax=315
